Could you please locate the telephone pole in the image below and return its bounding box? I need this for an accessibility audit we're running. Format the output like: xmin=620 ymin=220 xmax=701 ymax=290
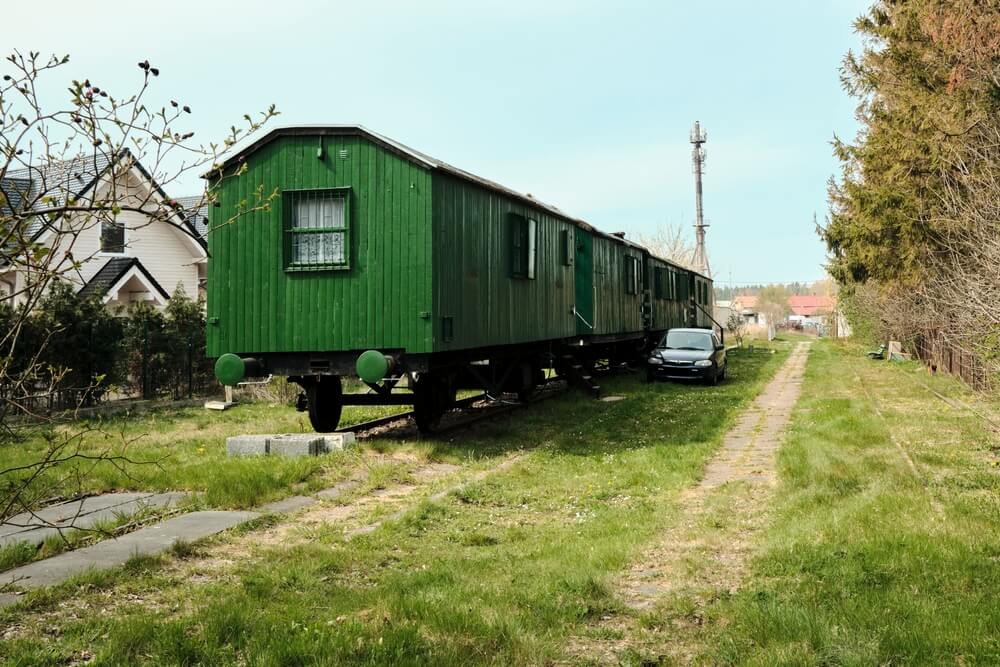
xmin=690 ymin=121 xmax=711 ymax=277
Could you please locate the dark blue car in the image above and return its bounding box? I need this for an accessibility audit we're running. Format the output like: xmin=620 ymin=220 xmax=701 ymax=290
xmin=646 ymin=328 xmax=727 ymax=385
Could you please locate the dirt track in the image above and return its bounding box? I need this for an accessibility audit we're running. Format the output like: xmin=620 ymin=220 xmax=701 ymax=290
xmin=568 ymin=342 xmax=810 ymax=663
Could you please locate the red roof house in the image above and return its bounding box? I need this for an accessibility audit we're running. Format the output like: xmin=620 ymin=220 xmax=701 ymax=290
xmin=788 ymin=295 xmax=835 ymax=317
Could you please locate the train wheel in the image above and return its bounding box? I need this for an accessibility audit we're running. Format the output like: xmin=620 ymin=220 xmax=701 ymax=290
xmin=307 ymin=376 xmax=343 ymax=432
xmin=515 ymin=362 xmax=542 ymax=403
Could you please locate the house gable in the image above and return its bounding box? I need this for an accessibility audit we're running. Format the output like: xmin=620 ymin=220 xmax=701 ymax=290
xmin=4 ymin=152 xmax=207 ymax=308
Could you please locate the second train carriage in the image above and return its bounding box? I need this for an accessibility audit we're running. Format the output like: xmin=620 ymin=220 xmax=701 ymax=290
xmin=207 ymin=126 xmax=715 ymax=432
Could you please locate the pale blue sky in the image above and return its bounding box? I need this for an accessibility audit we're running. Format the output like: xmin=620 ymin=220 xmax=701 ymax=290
xmin=9 ymin=0 xmax=868 ymax=285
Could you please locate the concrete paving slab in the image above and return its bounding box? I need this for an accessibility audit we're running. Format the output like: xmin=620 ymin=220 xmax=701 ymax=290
xmin=0 ymin=493 xmax=151 ymax=538
xmin=0 ymin=592 xmax=21 ymax=609
xmin=258 ymin=496 xmax=316 ymax=514
xmin=316 ymin=480 xmax=360 ymax=500
xmin=0 ymin=492 xmax=189 ymax=548
xmin=1 ymin=510 xmax=258 ymax=592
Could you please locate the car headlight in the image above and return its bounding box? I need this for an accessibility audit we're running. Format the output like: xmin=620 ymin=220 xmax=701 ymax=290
xmin=648 ymin=357 xmax=662 ymax=365
xmin=694 ymin=359 xmax=713 ymax=367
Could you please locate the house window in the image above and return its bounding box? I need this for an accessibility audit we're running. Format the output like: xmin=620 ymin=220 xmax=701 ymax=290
xmin=101 ymin=218 xmax=125 ymax=254
xmin=510 ymin=214 xmax=537 ymax=279
xmin=624 ymin=255 xmax=639 ymax=295
xmin=285 ymin=189 xmax=350 ymax=270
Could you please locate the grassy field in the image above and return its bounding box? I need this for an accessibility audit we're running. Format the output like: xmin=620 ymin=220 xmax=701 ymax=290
xmin=1 ymin=401 xmax=408 ymax=511
xmin=8 ymin=339 xmax=994 ymax=665
xmin=0 ymin=347 xmax=787 ymax=665
xmin=672 ymin=340 xmax=1000 ymax=665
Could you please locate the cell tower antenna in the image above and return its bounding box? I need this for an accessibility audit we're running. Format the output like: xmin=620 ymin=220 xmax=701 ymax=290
xmin=690 ymin=121 xmax=711 ymax=277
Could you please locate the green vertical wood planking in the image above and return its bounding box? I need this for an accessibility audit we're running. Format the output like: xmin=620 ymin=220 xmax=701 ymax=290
xmin=433 ymin=173 xmax=588 ymax=351
xmin=206 ymin=128 xmax=713 ymax=362
xmin=206 ymin=134 xmax=433 ymax=357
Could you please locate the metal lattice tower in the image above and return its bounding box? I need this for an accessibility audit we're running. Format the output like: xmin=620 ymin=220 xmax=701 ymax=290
xmin=690 ymin=121 xmax=711 ymax=277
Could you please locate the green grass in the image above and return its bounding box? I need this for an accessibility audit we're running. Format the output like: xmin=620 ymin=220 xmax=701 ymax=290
xmin=0 ymin=401 xmax=406 ymax=510
xmin=0 ymin=348 xmax=786 ymax=665
xmin=694 ymin=339 xmax=1000 ymax=665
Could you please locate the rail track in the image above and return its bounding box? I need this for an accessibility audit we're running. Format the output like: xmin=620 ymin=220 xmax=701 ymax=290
xmin=337 ymin=378 xmax=570 ymax=438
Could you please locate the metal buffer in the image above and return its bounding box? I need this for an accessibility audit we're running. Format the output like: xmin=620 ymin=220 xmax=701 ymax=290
xmin=690 ymin=121 xmax=711 ymax=277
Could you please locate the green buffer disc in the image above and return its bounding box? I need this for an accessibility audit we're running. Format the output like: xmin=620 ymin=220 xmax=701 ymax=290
xmin=356 ymin=350 xmax=389 ymax=384
xmin=215 ymin=353 xmax=245 ymax=386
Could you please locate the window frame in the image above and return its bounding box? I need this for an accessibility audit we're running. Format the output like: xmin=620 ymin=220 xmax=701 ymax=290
xmin=509 ymin=213 xmax=537 ymax=280
xmin=624 ymin=255 xmax=640 ymax=295
xmin=283 ymin=187 xmax=352 ymax=272
xmin=559 ymin=229 xmax=573 ymax=266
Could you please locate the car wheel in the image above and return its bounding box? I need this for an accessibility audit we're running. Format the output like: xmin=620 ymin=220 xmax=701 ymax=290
xmin=645 ymin=369 xmax=655 ymax=383
xmin=706 ymin=367 xmax=718 ymax=386
xmin=719 ymin=364 xmax=727 ymax=381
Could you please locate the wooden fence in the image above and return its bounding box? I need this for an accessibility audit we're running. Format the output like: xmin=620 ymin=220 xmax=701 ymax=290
xmin=913 ymin=331 xmax=993 ymax=391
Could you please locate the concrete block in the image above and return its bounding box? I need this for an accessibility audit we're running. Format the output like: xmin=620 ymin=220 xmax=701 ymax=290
xmin=317 ymin=433 xmax=357 ymax=452
xmin=226 ymin=435 xmax=269 ymax=457
xmin=268 ymin=434 xmax=323 ymax=458
xmin=227 ymin=433 xmax=357 ymax=458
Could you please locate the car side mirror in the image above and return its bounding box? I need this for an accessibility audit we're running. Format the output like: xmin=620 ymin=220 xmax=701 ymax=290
xmin=715 ymin=344 xmax=725 ymax=351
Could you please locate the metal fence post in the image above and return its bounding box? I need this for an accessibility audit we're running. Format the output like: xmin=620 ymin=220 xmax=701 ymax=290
xmin=187 ymin=330 xmax=193 ymax=399
xmin=142 ymin=318 xmax=150 ymax=400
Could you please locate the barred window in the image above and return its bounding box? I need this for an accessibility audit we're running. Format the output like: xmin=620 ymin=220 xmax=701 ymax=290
xmin=285 ymin=189 xmax=350 ymax=270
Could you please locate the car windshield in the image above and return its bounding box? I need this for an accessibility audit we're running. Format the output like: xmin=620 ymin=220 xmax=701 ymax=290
xmin=661 ymin=331 xmax=713 ymax=351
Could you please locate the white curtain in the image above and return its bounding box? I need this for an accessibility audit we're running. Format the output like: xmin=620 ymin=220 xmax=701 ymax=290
xmin=293 ymin=197 xmax=345 ymax=264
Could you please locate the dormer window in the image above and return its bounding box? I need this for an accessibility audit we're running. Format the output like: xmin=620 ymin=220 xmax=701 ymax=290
xmin=101 ymin=218 xmax=125 ymax=254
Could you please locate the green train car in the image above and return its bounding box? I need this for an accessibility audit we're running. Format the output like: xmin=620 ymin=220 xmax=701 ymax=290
xmin=207 ymin=126 xmax=715 ymax=431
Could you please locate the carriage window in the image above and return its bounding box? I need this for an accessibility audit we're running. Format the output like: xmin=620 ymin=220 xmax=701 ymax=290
xmin=624 ymin=255 xmax=640 ymax=295
xmin=654 ymin=267 xmax=671 ymax=299
xmin=285 ymin=189 xmax=350 ymax=270
xmin=510 ymin=214 xmax=537 ymax=279
xmin=560 ymin=229 xmax=573 ymax=266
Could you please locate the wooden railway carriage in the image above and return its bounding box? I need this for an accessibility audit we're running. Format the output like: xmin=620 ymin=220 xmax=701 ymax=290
xmin=207 ymin=126 xmax=714 ymax=432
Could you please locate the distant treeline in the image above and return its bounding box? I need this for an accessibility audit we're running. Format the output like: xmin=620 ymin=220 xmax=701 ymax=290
xmin=714 ymin=281 xmax=831 ymax=301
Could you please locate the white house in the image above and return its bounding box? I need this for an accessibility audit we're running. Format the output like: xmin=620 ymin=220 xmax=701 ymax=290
xmin=730 ymin=294 xmax=767 ymax=329
xmin=1 ymin=150 xmax=207 ymax=310
xmin=714 ymin=299 xmax=733 ymax=325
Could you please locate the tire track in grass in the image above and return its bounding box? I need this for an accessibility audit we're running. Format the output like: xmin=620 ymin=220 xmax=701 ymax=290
xmin=565 ymin=342 xmax=810 ymax=665
xmin=854 ymin=373 xmax=946 ymax=518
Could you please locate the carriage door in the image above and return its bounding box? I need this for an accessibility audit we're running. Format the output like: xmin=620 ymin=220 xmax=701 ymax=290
xmin=574 ymin=232 xmax=595 ymax=335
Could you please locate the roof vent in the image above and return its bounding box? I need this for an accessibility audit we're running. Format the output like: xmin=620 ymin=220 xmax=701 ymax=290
xmin=339 ymin=149 xmax=349 ymax=159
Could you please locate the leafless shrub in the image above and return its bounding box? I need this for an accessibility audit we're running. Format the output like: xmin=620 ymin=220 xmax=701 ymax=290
xmin=637 ymin=222 xmax=695 ymax=268
xmin=0 ymin=51 xmax=277 ymax=528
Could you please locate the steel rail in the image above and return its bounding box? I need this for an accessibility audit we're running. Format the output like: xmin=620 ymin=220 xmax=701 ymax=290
xmin=336 ymin=376 xmax=571 ymax=437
